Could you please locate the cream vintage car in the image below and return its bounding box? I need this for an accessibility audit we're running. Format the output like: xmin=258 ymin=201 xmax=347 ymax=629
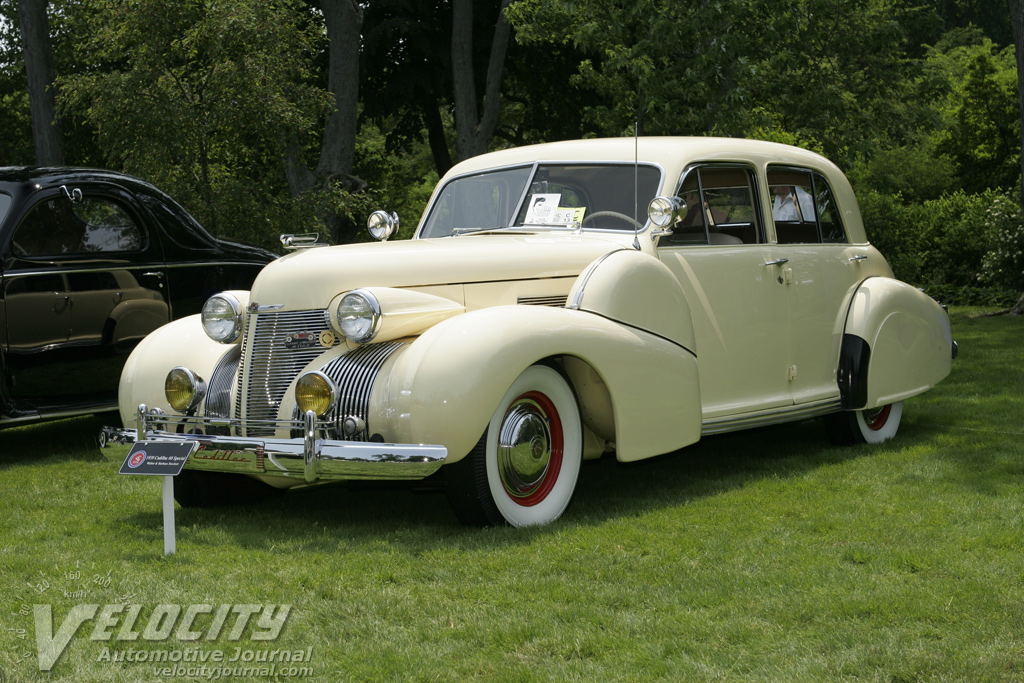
xmin=101 ymin=137 xmax=956 ymax=526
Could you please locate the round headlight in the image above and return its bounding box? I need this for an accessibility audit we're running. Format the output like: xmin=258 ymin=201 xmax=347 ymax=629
xmin=337 ymin=290 xmax=381 ymax=343
xmin=648 ymin=195 xmax=686 ymax=228
xmin=296 ymin=372 xmax=337 ymax=417
xmin=202 ymin=293 xmax=243 ymax=343
xmin=165 ymin=367 xmax=206 ymax=413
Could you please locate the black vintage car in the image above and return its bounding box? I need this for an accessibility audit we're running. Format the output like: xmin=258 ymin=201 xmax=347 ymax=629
xmin=0 ymin=167 xmax=276 ymax=427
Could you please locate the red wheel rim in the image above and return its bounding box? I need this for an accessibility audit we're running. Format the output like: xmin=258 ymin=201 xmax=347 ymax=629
xmin=496 ymin=391 xmax=563 ymax=507
xmin=863 ymin=404 xmax=892 ymax=431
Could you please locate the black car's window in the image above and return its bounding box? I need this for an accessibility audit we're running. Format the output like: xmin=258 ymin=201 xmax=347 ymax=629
xmin=768 ymin=167 xmax=848 ymax=244
xmin=12 ymin=195 xmax=144 ymax=256
xmin=0 ymin=192 xmax=12 ymax=226
xmin=419 ymin=163 xmax=661 ymax=237
xmin=137 ymin=192 xmax=217 ymax=252
xmin=663 ymin=166 xmax=761 ymax=245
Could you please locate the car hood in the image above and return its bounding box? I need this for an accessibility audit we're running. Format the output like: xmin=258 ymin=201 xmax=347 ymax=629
xmin=247 ymin=233 xmax=628 ymax=310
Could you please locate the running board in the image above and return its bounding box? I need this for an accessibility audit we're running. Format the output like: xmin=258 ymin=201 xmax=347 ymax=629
xmin=702 ymin=399 xmax=841 ymax=436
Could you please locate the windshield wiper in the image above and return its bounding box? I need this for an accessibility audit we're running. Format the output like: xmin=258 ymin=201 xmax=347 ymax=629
xmin=451 ymin=226 xmax=525 ymax=236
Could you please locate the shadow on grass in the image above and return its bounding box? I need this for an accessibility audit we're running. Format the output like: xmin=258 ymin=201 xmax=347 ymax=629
xmin=0 ymin=413 xmax=111 ymax=469
xmin=117 ymin=417 xmax=885 ymax=555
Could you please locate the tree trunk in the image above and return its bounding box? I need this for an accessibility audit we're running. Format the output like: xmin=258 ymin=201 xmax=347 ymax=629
xmin=283 ymin=0 xmax=364 ymax=243
xmin=18 ymin=0 xmax=64 ymax=165
xmin=1007 ymin=0 xmax=1024 ymax=314
xmin=316 ymin=0 xmax=362 ymax=180
xmin=451 ymin=0 xmax=513 ymax=162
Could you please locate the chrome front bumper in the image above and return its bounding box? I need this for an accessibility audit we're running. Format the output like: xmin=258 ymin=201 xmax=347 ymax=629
xmin=100 ymin=405 xmax=448 ymax=483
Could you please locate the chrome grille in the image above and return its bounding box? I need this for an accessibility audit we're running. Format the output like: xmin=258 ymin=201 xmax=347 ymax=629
xmin=234 ymin=309 xmax=340 ymax=436
xmin=320 ymin=341 xmax=405 ymax=441
xmin=206 ymin=346 xmax=240 ymax=419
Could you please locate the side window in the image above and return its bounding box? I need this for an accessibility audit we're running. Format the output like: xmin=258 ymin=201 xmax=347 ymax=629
xmin=663 ymin=166 xmax=761 ymax=246
xmin=813 ymin=172 xmax=847 ymax=243
xmin=12 ymin=195 xmax=144 ymax=257
xmin=767 ymin=167 xmax=848 ymax=244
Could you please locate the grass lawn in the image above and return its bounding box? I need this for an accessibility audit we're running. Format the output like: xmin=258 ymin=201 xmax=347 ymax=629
xmin=1 ymin=308 xmax=1022 ymax=682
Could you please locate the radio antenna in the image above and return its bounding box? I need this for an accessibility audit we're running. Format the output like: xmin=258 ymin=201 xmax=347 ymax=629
xmin=632 ymin=117 xmax=640 ymax=250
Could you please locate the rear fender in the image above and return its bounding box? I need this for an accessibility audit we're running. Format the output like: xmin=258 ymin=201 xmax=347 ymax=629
xmin=840 ymin=278 xmax=953 ymax=409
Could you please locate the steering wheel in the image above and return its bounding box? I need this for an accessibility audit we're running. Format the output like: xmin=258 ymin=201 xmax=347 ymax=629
xmin=580 ymin=211 xmax=644 ymax=230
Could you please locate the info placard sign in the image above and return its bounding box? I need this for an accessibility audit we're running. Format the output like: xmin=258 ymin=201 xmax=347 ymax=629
xmin=118 ymin=441 xmax=198 ymax=476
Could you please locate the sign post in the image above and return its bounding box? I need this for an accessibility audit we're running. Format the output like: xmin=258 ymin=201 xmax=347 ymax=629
xmin=118 ymin=441 xmax=198 ymax=555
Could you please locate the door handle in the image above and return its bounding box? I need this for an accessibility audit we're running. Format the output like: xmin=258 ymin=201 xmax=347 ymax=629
xmin=141 ymin=271 xmax=165 ymax=279
xmin=763 ymin=258 xmax=789 ymax=267
xmin=848 ymin=255 xmax=868 ymax=262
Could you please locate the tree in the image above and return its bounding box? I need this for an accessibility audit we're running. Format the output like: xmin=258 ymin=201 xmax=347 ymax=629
xmin=1004 ymin=0 xmax=1024 ymax=314
xmin=283 ymin=0 xmax=367 ymax=243
xmin=362 ymin=0 xmax=516 ymax=175
xmin=60 ymin=0 xmax=333 ymax=245
xmin=451 ymin=0 xmax=513 ymax=161
xmin=18 ymin=0 xmax=63 ymax=164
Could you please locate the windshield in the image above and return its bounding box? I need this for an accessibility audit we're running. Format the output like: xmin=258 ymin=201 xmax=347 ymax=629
xmin=419 ymin=163 xmax=662 ymax=238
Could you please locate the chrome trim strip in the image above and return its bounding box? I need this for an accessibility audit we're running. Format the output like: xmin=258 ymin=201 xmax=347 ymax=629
xmin=5 ymin=261 xmax=266 ymax=279
xmin=567 ymin=249 xmax=627 ymax=311
xmin=0 ymin=404 xmax=117 ymax=425
xmin=701 ymin=399 xmax=841 ymax=436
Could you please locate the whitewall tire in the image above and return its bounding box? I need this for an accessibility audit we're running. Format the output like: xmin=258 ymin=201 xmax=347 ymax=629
xmin=446 ymin=364 xmax=582 ymax=527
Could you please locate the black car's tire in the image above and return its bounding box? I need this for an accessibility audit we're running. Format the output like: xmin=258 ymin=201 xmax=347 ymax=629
xmin=445 ymin=365 xmax=582 ymax=527
xmin=824 ymin=401 xmax=903 ymax=446
xmin=172 ymin=470 xmax=284 ymax=508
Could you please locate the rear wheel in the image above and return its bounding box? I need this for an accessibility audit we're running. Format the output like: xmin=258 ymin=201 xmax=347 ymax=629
xmin=446 ymin=364 xmax=582 ymax=527
xmin=824 ymin=402 xmax=903 ymax=445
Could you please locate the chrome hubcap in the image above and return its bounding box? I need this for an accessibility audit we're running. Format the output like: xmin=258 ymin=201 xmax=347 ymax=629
xmin=497 ymin=392 xmax=562 ymax=505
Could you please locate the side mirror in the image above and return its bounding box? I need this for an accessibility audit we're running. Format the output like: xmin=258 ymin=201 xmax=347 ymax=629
xmin=647 ymin=196 xmax=686 ymax=240
xmin=367 ymin=210 xmax=399 ymax=242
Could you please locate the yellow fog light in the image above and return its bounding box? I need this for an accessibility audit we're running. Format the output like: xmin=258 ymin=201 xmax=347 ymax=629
xmin=295 ymin=371 xmax=336 ymax=417
xmin=165 ymin=367 xmax=206 ymax=413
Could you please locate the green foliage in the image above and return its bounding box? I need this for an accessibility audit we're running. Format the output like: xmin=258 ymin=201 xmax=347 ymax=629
xmin=57 ymin=0 xmax=331 ymax=248
xmin=860 ymin=183 xmax=1024 ymax=306
xmin=979 ymin=191 xmax=1024 ymax=291
xmin=848 ymin=138 xmax=957 ymax=203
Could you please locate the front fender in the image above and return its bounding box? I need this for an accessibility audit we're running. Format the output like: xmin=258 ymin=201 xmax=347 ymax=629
xmin=372 ymin=305 xmax=701 ymax=464
xmin=117 ymin=315 xmax=234 ymax=425
xmin=840 ymin=278 xmax=953 ymax=409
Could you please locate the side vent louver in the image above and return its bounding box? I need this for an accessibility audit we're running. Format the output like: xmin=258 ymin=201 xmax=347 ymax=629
xmin=517 ymin=295 xmax=568 ymax=307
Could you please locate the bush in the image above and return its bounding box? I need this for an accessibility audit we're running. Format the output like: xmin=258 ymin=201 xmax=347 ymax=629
xmin=860 ymin=189 xmax=1003 ymax=289
xmin=978 ymin=191 xmax=1024 ymax=291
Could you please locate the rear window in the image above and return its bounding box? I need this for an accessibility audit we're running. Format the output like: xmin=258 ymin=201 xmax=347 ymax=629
xmin=768 ymin=167 xmax=848 ymax=244
xmin=0 ymin=192 xmax=11 ymax=226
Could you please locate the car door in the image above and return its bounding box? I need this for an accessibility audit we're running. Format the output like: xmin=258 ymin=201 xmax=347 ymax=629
xmin=767 ymin=166 xmax=863 ymax=406
xmin=1 ymin=181 xmax=170 ymax=405
xmin=655 ymin=164 xmax=795 ymax=421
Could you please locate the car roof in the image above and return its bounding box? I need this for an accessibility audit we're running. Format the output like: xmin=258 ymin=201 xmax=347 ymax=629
xmin=0 ymin=166 xmax=157 ymax=191
xmin=442 ymin=137 xmax=842 ymax=178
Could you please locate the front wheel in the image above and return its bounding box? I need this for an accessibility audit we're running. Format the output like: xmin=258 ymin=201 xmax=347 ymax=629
xmin=824 ymin=402 xmax=903 ymax=446
xmin=445 ymin=364 xmax=583 ymax=527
